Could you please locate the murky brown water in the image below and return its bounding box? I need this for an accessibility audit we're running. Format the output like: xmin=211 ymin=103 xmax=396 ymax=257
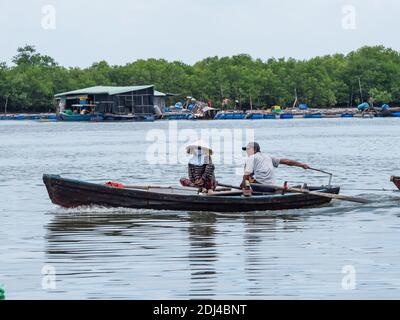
xmin=1 ymin=118 xmax=399 ymax=299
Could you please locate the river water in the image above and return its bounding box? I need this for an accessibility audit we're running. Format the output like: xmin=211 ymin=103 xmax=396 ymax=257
xmin=0 ymin=118 xmax=399 ymax=299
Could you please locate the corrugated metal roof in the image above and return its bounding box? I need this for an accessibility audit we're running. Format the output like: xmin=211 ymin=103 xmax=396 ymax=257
xmin=55 ymin=85 xmax=154 ymax=98
xmin=154 ymin=90 xmax=166 ymax=97
xmin=154 ymin=91 xmax=180 ymax=97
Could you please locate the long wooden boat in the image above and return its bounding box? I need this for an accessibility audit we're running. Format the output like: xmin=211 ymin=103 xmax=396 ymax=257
xmin=391 ymin=176 xmax=400 ymax=190
xmin=58 ymin=112 xmax=104 ymax=122
xmin=103 ymin=113 xmax=137 ymax=121
xmin=43 ymin=174 xmax=340 ymax=212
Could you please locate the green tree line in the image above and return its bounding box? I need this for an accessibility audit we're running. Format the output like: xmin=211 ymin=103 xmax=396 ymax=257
xmin=1 ymin=45 xmax=400 ymax=112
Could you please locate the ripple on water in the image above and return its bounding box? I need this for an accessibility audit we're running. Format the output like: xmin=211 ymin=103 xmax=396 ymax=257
xmin=1 ymin=119 xmax=400 ymax=299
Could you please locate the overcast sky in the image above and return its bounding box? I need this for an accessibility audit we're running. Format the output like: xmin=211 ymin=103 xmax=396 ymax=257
xmin=0 ymin=0 xmax=399 ymax=67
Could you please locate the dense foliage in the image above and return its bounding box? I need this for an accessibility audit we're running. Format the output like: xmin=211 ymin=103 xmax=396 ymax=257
xmin=1 ymin=45 xmax=400 ymax=112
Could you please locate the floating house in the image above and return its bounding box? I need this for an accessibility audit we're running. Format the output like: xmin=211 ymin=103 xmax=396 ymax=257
xmin=154 ymin=90 xmax=169 ymax=110
xmin=55 ymin=85 xmax=156 ymax=116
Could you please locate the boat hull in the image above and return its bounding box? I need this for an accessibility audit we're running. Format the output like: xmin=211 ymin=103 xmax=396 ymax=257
xmin=391 ymin=176 xmax=400 ymax=190
xmin=43 ymin=174 xmax=340 ymax=212
xmin=103 ymin=114 xmax=136 ymax=121
xmin=58 ymin=112 xmax=104 ymax=122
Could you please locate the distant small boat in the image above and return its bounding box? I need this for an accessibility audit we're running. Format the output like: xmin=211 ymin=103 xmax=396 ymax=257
xmin=162 ymin=112 xmax=191 ymax=120
xmin=39 ymin=114 xmax=57 ymax=121
xmin=214 ymin=112 xmax=246 ymax=120
xmin=391 ymin=176 xmax=400 ymax=190
xmin=103 ymin=114 xmax=137 ymax=121
xmin=0 ymin=114 xmax=41 ymax=120
xmin=246 ymin=113 xmax=264 ymax=120
xmin=341 ymin=113 xmax=354 ymax=118
xmin=304 ymin=113 xmax=322 ymax=119
xmin=58 ymin=112 xmax=104 ymax=122
xmin=135 ymin=114 xmax=155 ymax=122
xmin=14 ymin=114 xmax=27 ymax=120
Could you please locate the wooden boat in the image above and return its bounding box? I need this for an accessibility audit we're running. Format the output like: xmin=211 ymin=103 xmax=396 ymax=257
xmin=304 ymin=113 xmax=322 ymax=119
xmin=391 ymin=176 xmax=400 ymax=190
xmin=58 ymin=112 xmax=104 ymax=122
xmin=43 ymin=174 xmax=340 ymax=212
xmin=103 ymin=113 xmax=137 ymax=121
xmin=214 ymin=111 xmax=246 ymax=120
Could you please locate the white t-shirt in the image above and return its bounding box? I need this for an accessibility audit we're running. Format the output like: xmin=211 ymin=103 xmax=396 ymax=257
xmin=244 ymin=152 xmax=280 ymax=185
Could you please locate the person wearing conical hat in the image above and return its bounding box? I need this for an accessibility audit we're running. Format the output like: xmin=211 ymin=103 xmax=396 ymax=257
xmin=180 ymin=140 xmax=216 ymax=193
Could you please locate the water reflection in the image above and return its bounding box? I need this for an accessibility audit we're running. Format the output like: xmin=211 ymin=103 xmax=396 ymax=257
xmin=45 ymin=209 xmax=305 ymax=298
xmin=187 ymin=213 xmax=218 ymax=298
xmin=243 ymin=215 xmax=303 ymax=297
xmin=3 ymin=119 xmax=400 ymax=298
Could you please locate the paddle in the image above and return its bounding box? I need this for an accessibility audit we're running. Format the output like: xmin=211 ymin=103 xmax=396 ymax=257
xmin=284 ymin=186 xmax=371 ymax=204
xmin=217 ymin=182 xmax=371 ymax=204
xmin=110 ymin=183 xmax=231 ymax=192
xmin=217 ymin=182 xmax=242 ymax=190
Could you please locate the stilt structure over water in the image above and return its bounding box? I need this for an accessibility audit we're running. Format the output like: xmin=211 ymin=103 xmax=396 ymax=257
xmin=54 ymin=85 xmax=157 ymax=121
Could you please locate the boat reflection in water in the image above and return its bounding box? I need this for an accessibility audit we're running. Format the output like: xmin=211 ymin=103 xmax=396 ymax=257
xmin=44 ymin=209 xmax=303 ymax=299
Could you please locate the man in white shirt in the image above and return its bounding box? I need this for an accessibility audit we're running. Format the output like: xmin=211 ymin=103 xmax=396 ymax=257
xmin=240 ymin=142 xmax=310 ymax=189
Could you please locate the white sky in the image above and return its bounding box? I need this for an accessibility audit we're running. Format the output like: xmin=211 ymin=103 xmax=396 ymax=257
xmin=0 ymin=0 xmax=399 ymax=67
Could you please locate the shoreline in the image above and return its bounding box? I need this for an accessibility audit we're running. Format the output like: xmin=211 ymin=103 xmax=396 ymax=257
xmin=1 ymin=110 xmax=400 ymax=121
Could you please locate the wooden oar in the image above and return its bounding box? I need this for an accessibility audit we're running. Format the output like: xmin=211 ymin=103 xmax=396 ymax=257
xmin=124 ymin=185 xmax=197 ymax=191
xmin=123 ymin=184 xmax=231 ymax=192
xmin=218 ymin=182 xmax=371 ymax=204
xmin=344 ymin=188 xmax=399 ymax=192
xmin=285 ymin=186 xmax=371 ymax=204
xmin=217 ymin=182 xmax=242 ymax=190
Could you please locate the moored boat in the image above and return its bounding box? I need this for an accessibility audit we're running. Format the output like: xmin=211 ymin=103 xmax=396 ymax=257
xmin=58 ymin=111 xmax=104 ymax=122
xmin=103 ymin=113 xmax=137 ymax=121
xmin=43 ymin=174 xmax=340 ymax=212
xmin=214 ymin=111 xmax=246 ymax=120
xmin=391 ymin=176 xmax=400 ymax=190
xmin=162 ymin=112 xmax=191 ymax=120
xmin=341 ymin=113 xmax=354 ymax=118
xmin=304 ymin=113 xmax=322 ymax=119
xmin=247 ymin=113 xmax=264 ymax=120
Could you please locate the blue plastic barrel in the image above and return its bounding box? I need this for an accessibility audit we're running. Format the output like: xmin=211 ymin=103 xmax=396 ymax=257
xmin=264 ymin=114 xmax=276 ymax=119
xmin=341 ymin=113 xmax=354 ymax=118
xmin=248 ymin=114 xmax=264 ymax=119
xmin=304 ymin=113 xmax=322 ymax=119
xmin=280 ymin=113 xmax=294 ymax=119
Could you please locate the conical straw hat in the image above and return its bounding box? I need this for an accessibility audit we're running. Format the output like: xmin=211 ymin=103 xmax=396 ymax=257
xmin=186 ymin=140 xmax=213 ymax=154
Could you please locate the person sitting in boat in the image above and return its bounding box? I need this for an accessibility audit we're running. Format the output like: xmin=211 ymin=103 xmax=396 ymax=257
xmin=180 ymin=140 xmax=216 ymax=193
xmin=240 ymin=142 xmax=310 ymax=191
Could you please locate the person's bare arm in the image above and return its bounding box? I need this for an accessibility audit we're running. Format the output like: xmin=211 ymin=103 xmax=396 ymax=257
xmin=279 ymin=159 xmax=310 ymax=169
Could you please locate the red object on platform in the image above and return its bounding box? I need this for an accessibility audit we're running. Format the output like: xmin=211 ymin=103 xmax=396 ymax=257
xmin=105 ymin=181 xmax=126 ymax=188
